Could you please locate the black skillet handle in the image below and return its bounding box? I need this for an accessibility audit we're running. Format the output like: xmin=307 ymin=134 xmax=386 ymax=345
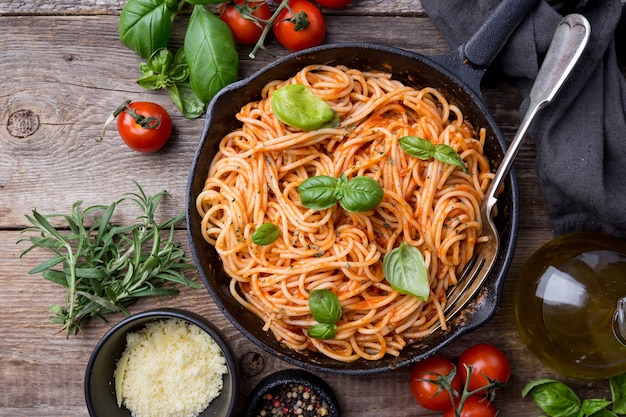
xmin=431 ymin=0 xmax=540 ymax=94
xmin=463 ymin=0 xmax=541 ymax=68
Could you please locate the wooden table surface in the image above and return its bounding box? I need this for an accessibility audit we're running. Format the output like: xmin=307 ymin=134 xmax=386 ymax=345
xmin=0 ymin=1 xmax=611 ymax=416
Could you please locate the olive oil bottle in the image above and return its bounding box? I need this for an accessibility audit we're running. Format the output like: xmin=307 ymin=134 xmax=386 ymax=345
xmin=514 ymin=232 xmax=626 ymax=379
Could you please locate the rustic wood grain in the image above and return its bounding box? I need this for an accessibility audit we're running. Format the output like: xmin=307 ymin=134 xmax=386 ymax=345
xmin=0 ymin=2 xmax=616 ymax=417
xmin=0 ymin=0 xmax=425 ymax=15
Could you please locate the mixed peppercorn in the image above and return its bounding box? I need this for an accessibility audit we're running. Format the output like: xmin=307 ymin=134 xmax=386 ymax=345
xmin=253 ymin=383 xmax=330 ymax=417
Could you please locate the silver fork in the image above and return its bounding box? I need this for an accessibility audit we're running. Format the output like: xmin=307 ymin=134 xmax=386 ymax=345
xmin=436 ymin=13 xmax=591 ymax=328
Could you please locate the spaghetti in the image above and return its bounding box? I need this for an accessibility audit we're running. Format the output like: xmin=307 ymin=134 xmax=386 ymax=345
xmin=196 ymin=65 xmax=493 ymax=362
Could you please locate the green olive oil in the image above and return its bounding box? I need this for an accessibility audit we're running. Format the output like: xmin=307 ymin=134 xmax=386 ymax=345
xmin=514 ymin=232 xmax=626 ymax=379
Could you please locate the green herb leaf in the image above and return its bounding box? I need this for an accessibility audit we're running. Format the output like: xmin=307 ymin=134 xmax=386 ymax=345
xmin=309 ymin=289 xmax=342 ymax=325
xmin=399 ymin=135 xmax=469 ymax=174
xmin=522 ymin=379 xmax=582 ymax=417
xmin=137 ymin=48 xmax=189 ymax=91
xmin=298 ymin=174 xmax=383 ymax=213
xmin=589 ymin=410 xmax=619 ymax=417
xmin=42 ymin=269 xmax=70 ymax=287
xmin=28 ymin=256 xmax=65 ymax=274
xmin=434 ymin=143 xmax=470 ymax=174
xmin=271 ymin=84 xmax=337 ymax=131
xmin=252 ymin=223 xmax=280 ymax=245
xmin=184 ymin=5 xmax=239 ymax=104
xmin=18 ymin=181 xmax=200 ymax=337
xmin=298 ymin=175 xmax=340 ymax=210
xmin=307 ymin=323 xmax=336 ymax=340
xmin=168 ymin=82 xmax=206 ymax=119
xmin=581 ymin=399 xmax=612 ymax=415
xmin=610 ymin=373 xmax=626 ymax=414
xmin=383 ymin=243 xmax=429 ymax=301
xmin=119 ymin=0 xmax=173 ymax=59
xmin=339 ymin=175 xmax=384 ymax=213
xmin=399 ymin=135 xmax=435 ymax=160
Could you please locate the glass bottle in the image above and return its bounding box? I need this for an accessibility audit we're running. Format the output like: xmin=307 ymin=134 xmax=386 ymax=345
xmin=514 ymin=231 xmax=626 ymax=379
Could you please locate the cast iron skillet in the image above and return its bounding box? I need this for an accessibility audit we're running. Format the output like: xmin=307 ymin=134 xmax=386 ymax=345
xmin=186 ymin=0 xmax=530 ymax=375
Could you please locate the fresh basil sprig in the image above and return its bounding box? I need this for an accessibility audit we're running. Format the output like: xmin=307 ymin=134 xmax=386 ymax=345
xmin=138 ymin=48 xmax=189 ymax=89
xmin=383 ymin=242 xmax=430 ymax=301
xmin=523 ymin=373 xmax=626 ymax=416
xmin=251 ymin=223 xmax=280 ymax=245
xmin=137 ymin=48 xmax=205 ymax=119
xmin=271 ymin=84 xmax=338 ymax=131
xmin=399 ymin=135 xmax=469 ymax=174
xmin=308 ymin=289 xmax=342 ymax=340
xmin=118 ymin=0 xmax=239 ymax=118
xmin=298 ymin=173 xmax=384 ymax=213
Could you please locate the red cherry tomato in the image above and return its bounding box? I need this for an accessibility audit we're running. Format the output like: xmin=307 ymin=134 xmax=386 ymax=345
xmin=443 ymin=395 xmax=497 ymax=417
xmin=458 ymin=344 xmax=511 ymax=393
xmin=116 ymin=101 xmax=172 ymax=153
xmin=220 ymin=0 xmax=271 ymax=45
xmin=410 ymin=355 xmax=461 ymax=411
xmin=314 ymin=0 xmax=351 ymax=8
xmin=273 ymin=0 xmax=326 ymax=52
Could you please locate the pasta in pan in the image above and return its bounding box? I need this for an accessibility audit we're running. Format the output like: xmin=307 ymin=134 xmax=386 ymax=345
xmin=195 ymin=64 xmax=493 ymax=362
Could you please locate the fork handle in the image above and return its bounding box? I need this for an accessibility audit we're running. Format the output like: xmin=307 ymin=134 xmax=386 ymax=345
xmin=483 ymin=14 xmax=591 ymax=216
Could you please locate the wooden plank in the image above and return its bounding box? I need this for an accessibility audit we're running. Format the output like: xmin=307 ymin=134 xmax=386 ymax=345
xmin=0 ymin=0 xmax=425 ymax=15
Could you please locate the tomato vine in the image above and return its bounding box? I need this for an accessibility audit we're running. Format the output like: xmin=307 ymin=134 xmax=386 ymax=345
xmin=410 ymin=344 xmax=511 ymax=416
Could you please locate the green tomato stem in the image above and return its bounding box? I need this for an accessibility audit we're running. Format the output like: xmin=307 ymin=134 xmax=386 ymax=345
xmin=249 ymin=0 xmax=290 ymax=59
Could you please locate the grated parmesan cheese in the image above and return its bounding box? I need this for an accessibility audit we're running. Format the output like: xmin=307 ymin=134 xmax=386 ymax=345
xmin=114 ymin=318 xmax=228 ymax=417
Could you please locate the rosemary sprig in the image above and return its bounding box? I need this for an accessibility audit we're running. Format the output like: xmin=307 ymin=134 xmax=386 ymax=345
xmin=18 ymin=181 xmax=200 ymax=336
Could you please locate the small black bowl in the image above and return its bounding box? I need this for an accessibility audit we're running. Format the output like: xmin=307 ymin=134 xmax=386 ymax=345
xmin=84 ymin=308 xmax=238 ymax=417
xmin=245 ymin=369 xmax=339 ymax=417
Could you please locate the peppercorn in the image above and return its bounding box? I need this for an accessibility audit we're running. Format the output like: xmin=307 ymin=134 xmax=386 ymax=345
xmin=253 ymin=383 xmax=330 ymax=417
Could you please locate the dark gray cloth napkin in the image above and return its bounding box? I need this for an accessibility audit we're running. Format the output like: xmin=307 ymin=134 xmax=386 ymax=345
xmin=421 ymin=0 xmax=626 ymax=238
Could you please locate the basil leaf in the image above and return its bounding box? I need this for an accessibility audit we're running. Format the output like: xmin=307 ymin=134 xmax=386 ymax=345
xmin=610 ymin=373 xmax=626 ymax=414
xmin=399 ymin=135 xmax=469 ymax=174
xmin=169 ymin=48 xmax=190 ymax=83
xmin=340 ymin=175 xmax=383 ymax=213
xmin=589 ymin=410 xmax=619 ymax=417
xmin=307 ymin=323 xmax=336 ymax=340
xmin=271 ymin=84 xmax=337 ymax=131
xmin=399 ymin=135 xmax=435 ymax=160
xmin=168 ymin=82 xmax=205 ymax=119
xmin=434 ymin=144 xmax=469 ymax=174
xmin=119 ymin=0 xmax=172 ymax=59
xmin=251 ymin=223 xmax=280 ymax=245
xmin=298 ymin=175 xmax=340 ymax=210
xmin=522 ymin=380 xmax=582 ymax=417
xmin=138 ymin=48 xmax=182 ymax=90
xmin=581 ymin=399 xmax=611 ymax=415
xmin=147 ymin=47 xmax=173 ymax=73
xmin=184 ymin=5 xmax=239 ymax=104
xmin=309 ymin=289 xmax=342 ymax=324
xmin=299 ymin=174 xmax=383 ymax=213
xmin=383 ymin=243 xmax=429 ymax=301
xmin=137 ymin=71 xmax=161 ymax=90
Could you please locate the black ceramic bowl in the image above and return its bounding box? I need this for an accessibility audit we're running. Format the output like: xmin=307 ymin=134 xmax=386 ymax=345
xmin=245 ymin=369 xmax=339 ymax=417
xmin=186 ymin=43 xmax=519 ymax=376
xmin=84 ymin=308 xmax=238 ymax=417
